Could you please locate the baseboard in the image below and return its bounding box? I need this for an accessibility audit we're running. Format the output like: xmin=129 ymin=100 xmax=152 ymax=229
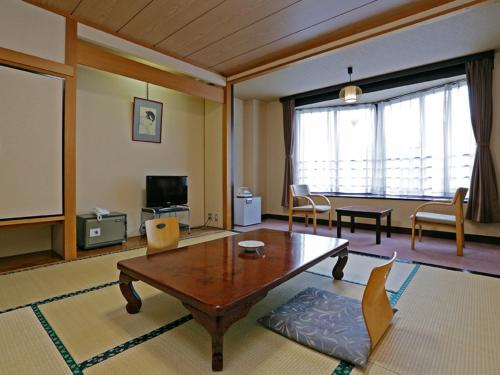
xmin=261 ymin=214 xmax=500 ymax=245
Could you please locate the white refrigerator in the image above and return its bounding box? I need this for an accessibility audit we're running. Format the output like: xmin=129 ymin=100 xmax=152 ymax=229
xmin=234 ymin=197 xmax=261 ymax=226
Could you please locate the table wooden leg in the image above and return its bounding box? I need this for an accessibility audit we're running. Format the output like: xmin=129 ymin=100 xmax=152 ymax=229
xmin=376 ymin=216 xmax=381 ymax=245
xmin=332 ymin=248 xmax=348 ymax=280
xmin=119 ymin=272 xmax=142 ymax=314
xmin=350 ymin=216 xmax=355 ymax=233
xmin=211 ymin=333 xmax=224 ymax=371
xmin=183 ymin=294 xmax=265 ymax=371
xmin=387 ymin=213 xmax=391 ymax=238
xmin=337 ymin=214 xmax=342 ymax=238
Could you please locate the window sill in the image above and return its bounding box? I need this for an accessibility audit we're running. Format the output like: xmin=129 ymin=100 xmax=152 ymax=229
xmin=314 ymin=192 xmax=466 ymax=203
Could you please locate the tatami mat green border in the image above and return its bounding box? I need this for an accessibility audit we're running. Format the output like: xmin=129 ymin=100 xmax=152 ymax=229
xmin=0 ymin=281 xmax=119 ymax=314
xmin=31 ymin=304 xmax=82 ymax=375
xmin=79 ymin=314 xmax=193 ymax=370
xmin=2 ymin=246 xmax=421 ymax=375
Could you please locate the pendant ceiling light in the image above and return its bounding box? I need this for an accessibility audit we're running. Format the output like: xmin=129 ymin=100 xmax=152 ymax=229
xmin=339 ymin=66 xmax=362 ymax=103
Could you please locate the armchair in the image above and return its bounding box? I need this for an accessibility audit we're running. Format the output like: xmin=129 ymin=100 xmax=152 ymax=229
xmin=410 ymin=187 xmax=468 ymax=256
xmin=288 ymin=184 xmax=332 ymax=234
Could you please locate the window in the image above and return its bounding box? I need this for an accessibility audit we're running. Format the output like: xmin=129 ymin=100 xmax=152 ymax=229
xmin=295 ymin=80 xmax=475 ymax=198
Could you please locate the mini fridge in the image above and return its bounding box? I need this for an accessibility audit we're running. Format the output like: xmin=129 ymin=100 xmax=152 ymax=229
xmin=234 ymin=197 xmax=261 ymax=226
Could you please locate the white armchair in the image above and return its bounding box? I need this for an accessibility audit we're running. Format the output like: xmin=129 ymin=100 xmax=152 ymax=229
xmin=288 ymin=184 xmax=332 ymax=234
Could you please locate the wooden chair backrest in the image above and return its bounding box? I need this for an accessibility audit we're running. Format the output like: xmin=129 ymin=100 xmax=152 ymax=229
xmin=452 ymin=187 xmax=468 ymax=218
xmin=290 ymin=184 xmax=310 ymax=198
xmin=361 ymin=252 xmax=397 ymax=350
xmin=145 ymin=217 xmax=180 ymax=255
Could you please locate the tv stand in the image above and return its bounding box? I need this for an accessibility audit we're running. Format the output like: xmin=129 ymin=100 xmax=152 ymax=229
xmin=140 ymin=205 xmax=191 ymax=235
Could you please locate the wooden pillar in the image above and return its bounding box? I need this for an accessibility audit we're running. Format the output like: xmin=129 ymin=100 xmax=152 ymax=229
xmin=63 ymin=18 xmax=77 ymax=259
xmin=222 ymin=84 xmax=233 ymax=230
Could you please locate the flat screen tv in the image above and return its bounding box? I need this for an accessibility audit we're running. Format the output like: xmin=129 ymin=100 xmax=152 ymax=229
xmin=146 ymin=176 xmax=188 ymax=207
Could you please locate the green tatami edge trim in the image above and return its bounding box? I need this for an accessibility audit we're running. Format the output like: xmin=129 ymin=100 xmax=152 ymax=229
xmin=332 ymin=361 xmax=354 ymax=375
xmin=31 ymin=304 xmax=82 ymax=375
xmin=0 ymin=280 xmax=119 ymax=314
xmin=78 ymin=314 xmax=193 ymax=370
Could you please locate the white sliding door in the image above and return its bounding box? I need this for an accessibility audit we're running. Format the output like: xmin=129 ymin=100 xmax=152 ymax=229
xmin=0 ymin=65 xmax=63 ymax=219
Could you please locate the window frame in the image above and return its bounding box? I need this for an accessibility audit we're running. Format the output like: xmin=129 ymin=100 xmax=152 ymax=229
xmin=294 ymin=79 xmax=474 ymax=200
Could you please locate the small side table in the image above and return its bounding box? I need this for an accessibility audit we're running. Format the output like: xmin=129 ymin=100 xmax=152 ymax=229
xmin=336 ymin=206 xmax=392 ymax=245
xmin=140 ymin=205 xmax=191 ymax=235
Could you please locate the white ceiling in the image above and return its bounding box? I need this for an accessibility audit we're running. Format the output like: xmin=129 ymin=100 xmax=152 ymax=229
xmin=297 ymin=75 xmax=465 ymax=108
xmin=234 ymin=2 xmax=500 ymax=101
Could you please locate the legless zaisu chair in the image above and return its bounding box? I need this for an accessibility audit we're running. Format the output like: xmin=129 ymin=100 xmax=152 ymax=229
xmin=145 ymin=217 xmax=180 ymax=255
xmin=289 ymin=184 xmax=332 ymax=234
xmin=258 ymin=252 xmax=397 ymax=367
xmin=410 ymin=187 xmax=468 ymax=256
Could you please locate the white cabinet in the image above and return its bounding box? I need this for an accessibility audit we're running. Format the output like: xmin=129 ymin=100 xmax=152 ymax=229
xmin=234 ymin=197 xmax=261 ymax=226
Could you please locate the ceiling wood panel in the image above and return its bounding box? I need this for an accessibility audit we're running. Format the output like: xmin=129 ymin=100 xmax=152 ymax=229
xmin=37 ymin=0 xmax=80 ymax=13
xmin=185 ymin=0 xmax=372 ymax=68
xmin=212 ymin=0 xmax=418 ymax=75
xmin=156 ymin=0 xmax=299 ymax=58
xmin=73 ymin=0 xmax=152 ymax=31
xmin=119 ymin=0 xmax=224 ymax=46
xmin=26 ymin=0 xmax=470 ymax=77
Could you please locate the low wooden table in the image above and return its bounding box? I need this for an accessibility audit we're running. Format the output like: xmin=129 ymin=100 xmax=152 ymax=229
xmin=336 ymin=206 xmax=392 ymax=244
xmin=117 ymin=229 xmax=349 ymax=371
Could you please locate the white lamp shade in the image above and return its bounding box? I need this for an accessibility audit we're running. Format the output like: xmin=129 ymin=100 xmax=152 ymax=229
xmin=339 ymin=85 xmax=362 ymax=103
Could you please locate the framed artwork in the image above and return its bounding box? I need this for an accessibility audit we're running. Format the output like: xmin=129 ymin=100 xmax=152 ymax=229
xmin=132 ymin=97 xmax=163 ymax=143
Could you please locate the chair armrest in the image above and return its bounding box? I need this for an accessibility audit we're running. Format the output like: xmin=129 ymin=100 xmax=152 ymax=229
xmin=309 ymin=194 xmax=331 ymax=208
xmin=412 ymin=201 xmax=453 ymax=216
xmin=293 ymin=195 xmax=316 ymax=209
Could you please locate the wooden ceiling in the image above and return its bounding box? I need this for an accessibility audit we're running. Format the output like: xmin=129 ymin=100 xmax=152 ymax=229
xmin=27 ymin=0 xmax=459 ymax=76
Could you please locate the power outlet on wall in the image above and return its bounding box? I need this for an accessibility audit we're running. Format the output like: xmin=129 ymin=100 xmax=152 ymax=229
xmin=214 ymin=213 xmax=218 ymax=222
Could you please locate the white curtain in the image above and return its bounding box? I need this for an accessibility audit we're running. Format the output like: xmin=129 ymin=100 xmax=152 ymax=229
xmin=295 ymin=80 xmax=475 ymax=197
xmin=295 ymin=105 xmax=376 ymax=193
xmin=378 ymin=80 xmax=475 ymax=197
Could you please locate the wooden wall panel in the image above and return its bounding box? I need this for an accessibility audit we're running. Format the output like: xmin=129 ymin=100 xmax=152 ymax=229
xmin=223 ymin=84 xmax=233 ymax=229
xmin=76 ymin=41 xmax=224 ymax=103
xmin=64 ymin=18 xmax=77 ymax=260
xmin=0 ymin=46 xmax=73 ymax=77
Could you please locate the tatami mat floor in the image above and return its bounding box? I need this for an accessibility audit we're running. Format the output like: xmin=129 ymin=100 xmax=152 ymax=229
xmin=1 ymin=229 xmax=499 ymax=374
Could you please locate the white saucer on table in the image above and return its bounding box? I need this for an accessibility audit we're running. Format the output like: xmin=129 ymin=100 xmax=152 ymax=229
xmin=238 ymin=240 xmax=265 ymax=253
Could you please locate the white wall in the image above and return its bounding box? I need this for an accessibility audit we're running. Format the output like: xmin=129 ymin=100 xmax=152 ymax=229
xmin=0 ymin=65 xmax=63 ymax=220
xmin=0 ymin=0 xmax=65 ymax=63
xmin=235 ymin=53 xmax=500 ymax=237
xmin=77 ymin=67 xmax=206 ymax=236
xmin=0 ymin=1 xmax=227 ymax=258
xmin=0 ymin=0 xmax=67 ymax=256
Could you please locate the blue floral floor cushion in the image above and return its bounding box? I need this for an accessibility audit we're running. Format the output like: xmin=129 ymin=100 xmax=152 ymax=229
xmin=257 ymin=287 xmax=371 ymax=367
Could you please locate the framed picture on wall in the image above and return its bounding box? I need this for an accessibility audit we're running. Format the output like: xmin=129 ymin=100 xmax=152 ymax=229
xmin=132 ymin=97 xmax=163 ymax=143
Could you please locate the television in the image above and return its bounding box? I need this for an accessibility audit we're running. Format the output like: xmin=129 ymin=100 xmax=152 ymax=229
xmin=146 ymin=176 xmax=188 ymax=207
